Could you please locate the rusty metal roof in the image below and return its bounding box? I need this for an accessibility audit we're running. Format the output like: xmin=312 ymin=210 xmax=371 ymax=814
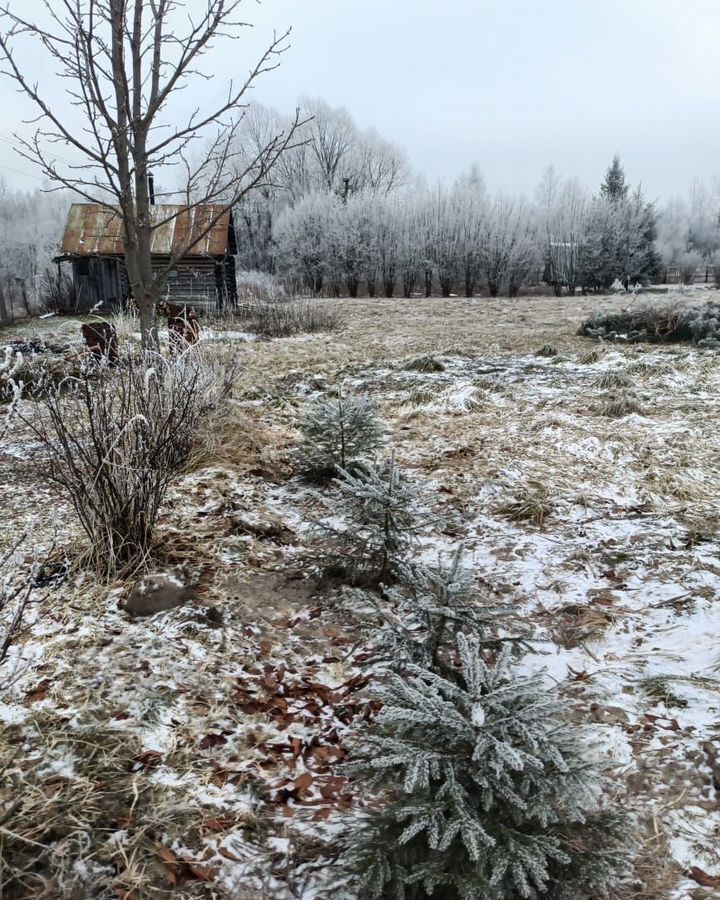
xmin=58 ymin=204 xmax=234 ymax=257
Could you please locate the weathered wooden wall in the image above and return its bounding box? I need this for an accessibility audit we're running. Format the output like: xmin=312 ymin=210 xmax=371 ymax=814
xmin=72 ymin=257 xmax=127 ymax=312
xmin=70 ymin=254 xmax=237 ymax=310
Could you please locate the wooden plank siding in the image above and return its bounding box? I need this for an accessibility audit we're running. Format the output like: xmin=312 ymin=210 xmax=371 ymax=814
xmin=71 ymin=255 xmax=236 ymax=311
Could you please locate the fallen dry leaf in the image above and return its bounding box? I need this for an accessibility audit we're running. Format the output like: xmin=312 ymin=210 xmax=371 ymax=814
xmin=686 ymin=865 xmax=720 ymax=888
xmin=24 ymin=678 xmax=53 ymax=704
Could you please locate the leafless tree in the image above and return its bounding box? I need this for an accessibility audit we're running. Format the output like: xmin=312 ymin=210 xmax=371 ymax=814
xmin=0 ymin=0 xmax=302 ymax=348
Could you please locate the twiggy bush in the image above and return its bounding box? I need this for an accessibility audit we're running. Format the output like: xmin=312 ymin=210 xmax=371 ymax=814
xmin=322 ymin=453 xmax=432 ymax=586
xmin=236 ymin=269 xmax=287 ymax=303
xmin=39 ymin=267 xmax=77 ymax=315
xmin=25 ymin=349 xmax=236 ymax=578
xmin=346 ymin=635 xmax=633 ymax=900
xmin=0 ymin=346 xmax=23 ymax=435
xmin=298 ymin=392 xmax=383 ymax=480
xmin=246 ymin=297 xmax=339 ymax=338
xmin=0 ymin=536 xmax=47 ymax=688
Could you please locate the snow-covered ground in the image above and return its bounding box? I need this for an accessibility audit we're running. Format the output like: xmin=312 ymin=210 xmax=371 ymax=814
xmin=1 ymin=292 xmax=719 ymax=897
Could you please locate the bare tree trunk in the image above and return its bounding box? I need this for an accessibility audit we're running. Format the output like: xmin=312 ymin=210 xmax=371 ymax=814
xmin=402 ymin=271 xmax=416 ymax=298
xmin=424 ymin=267 xmax=433 ymax=298
xmin=0 ymin=1 xmax=301 ymax=349
xmin=439 ymin=273 xmax=454 ymax=297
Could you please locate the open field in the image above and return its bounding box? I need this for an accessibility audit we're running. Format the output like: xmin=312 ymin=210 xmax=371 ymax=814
xmin=1 ymin=292 xmax=720 ymax=898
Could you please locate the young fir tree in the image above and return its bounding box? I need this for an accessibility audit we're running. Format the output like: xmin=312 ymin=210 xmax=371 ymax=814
xmin=322 ymin=452 xmax=430 ymax=586
xmin=299 ymin=391 xmax=383 ymax=480
xmin=379 ymin=547 xmax=525 ymax=672
xmin=629 ymin=188 xmax=662 ymax=285
xmin=347 ymin=634 xmax=632 ymax=900
xmin=600 ymin=154 xmax=629 ymax=202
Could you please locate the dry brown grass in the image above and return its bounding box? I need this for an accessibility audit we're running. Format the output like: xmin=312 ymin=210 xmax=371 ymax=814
xmin=3 ymin=292 xmax=720 ymax=898
xmin=615 ymin=821 xmax=686 ymax=900
xmin=183 ymin=405 xmax=293 ymax=480
xmin=496 ymin=480 xmax=555 ymax=526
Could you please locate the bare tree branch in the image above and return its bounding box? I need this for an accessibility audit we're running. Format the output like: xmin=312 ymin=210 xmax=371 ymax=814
xmin=0 ymin=0 xmax=299 ymax=348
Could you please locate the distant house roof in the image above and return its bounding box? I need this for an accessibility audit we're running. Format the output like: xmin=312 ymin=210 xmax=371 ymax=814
xmin=58 ymin=203 xmax=236 ymax=258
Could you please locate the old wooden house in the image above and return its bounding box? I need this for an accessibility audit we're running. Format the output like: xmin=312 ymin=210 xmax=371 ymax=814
xmin=55 ymin=203 xmax=237 ymax=311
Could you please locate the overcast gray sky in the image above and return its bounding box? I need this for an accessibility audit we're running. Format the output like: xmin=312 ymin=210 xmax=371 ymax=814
xmin=1 ymin=0 xmax=719 ymax=200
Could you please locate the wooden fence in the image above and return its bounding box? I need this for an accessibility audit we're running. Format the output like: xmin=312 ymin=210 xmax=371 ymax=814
xmin=661 ymin=266 xmax=718 ymax=285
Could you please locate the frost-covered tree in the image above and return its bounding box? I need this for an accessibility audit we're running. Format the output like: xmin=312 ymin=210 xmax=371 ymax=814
xmin=655 ymin=194 xmax=691 ymax=269
xmin=600 ymin=154 xmax=629 ymax=201
xmin=353 ymin=128 xmax=410 ymax=196
xmin=454 ymin=167 xmax=487 ymax=298
xmin=343 ymin=193 xmax=378 ymax=297
xmin=507 ymin=207 xmax=541 ymax=298
xmin=395 ymin=193 xmax=425 ymax=298
xmin=481 ymin=194 xmax=538 ymax=297
xmin=374 ymin=197 xmax=400 ymax=298
xmin=426 ymin=184 xmax=462 ymax=297
xmin=346 ymin=634 xmax=633 ymax=900
xmin=655 ymin=182 xmax=720 ymax=278
xmin=231 ymin=105 xmax=293 ymax=272
xmin=0 ymin=181 xmax=71 ymax=316
xmin=687 ymin=179 xmax=720 ymax=256
xmin=259 ymin=97 xmax=409 ymax=203
xmin=322 ymin=453 xmax=430 ymax=585
xmin=273 ymin=192 xmax=339 ymax=293
xmin=578 ymin=198 xmax=622 ymax=292
xmin=580 ymin=188 xmax=660 ymax=291
xmin=298 ymin=392 xmax=383 ymax=480
xmin=626 ymin=189 xmax=662 ymax=286
xmin=536 ymin=168 xmax=588 ymax=295
xmin=378 ymin=547 xmax=522 ymax=672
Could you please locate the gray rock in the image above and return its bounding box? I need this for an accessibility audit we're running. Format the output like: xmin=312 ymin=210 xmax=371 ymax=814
xmin=122 ymin=573 xmax=194 ymax=617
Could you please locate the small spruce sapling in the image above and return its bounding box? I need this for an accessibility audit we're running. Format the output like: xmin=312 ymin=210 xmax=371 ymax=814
xmin=322 ymin=452 xmax=431 ymax=586
xmin=347 ymin=634 xmax=632 ymax=900
xmin=379 ymin=547 xmax=524 ymax=672
xmin=299 ymin=391 xmax=383 ymax=480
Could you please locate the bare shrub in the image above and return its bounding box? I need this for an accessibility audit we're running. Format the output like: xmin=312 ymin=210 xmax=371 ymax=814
xmin=39 ymin=267 xmax=77 ymax=315
xmin=236 ymin=269 xmax=287 ymax=304
xmin=246 ymin=297 xmax=339 ymax=338
xmin=23 ymin=348 xmax=237 ymax=578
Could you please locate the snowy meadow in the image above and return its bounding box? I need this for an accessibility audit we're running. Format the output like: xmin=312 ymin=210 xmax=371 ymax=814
xmin=0 ymin=291 xmax=719 ymax=898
